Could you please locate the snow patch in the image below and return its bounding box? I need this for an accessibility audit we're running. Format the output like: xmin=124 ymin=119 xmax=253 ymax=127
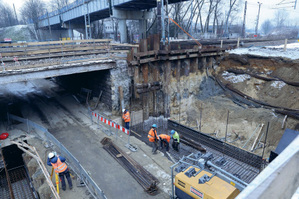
xmin=222 ymin=71 xmax=251 ymax=83
xmin=229 ymin=42 xmax=299 ymax=60
xmin=271 ymin=81 xmax=286 ymax=90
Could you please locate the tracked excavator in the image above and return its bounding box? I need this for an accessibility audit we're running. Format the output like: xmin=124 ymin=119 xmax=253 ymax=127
xmin=171 ymin=153 xmax=248 ymax=199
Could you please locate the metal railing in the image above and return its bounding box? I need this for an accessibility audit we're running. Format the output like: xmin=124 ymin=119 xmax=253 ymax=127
xmin=8 ymin=113 xmax=107 ymax=199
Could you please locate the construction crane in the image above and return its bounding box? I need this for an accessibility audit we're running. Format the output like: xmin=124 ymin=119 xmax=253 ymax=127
xmin=171 ymin=153 xmax=248 ymax=199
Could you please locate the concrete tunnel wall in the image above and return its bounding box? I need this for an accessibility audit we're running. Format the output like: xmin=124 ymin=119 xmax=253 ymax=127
xmin=55 ymin=60 xmax=130 ymax=113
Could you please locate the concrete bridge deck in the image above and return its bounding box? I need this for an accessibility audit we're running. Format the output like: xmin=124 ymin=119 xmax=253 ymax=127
xmin=0 ymin=39 xmax=134 ymax=84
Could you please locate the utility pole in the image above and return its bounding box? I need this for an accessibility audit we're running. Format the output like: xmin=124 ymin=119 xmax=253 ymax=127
xmin=13 ymin=4 xmax=18 ymax=25
xmin=255 ymin=2 xmax=262 ymax=35
xmin=242 ymin=1 xmax=247 ymax=38
xmin=295 ymin=0 xmax=297 ymax=9
xmin=47 ymin=11 xmax=52 ymax=40
xmin=190 ymin=0 xmax=193 ymax=35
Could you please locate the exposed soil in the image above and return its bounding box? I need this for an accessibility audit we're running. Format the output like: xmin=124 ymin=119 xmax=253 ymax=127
xmin=169 ymin=54 xmax=299 ymax=159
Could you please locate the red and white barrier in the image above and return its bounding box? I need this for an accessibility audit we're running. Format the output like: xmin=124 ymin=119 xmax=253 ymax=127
xmin=92 ymin=111 xmax=129 ymax=135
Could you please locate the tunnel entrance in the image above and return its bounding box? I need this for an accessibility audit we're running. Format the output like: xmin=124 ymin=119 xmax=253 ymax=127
xmin=0 ymin=144 xmax=37 ymax=199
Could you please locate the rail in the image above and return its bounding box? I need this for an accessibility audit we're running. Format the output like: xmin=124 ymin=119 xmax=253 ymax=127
xmin=8 ymin=113 xmax=107 ymax=199
xmin=168 ymin=119 xmax=263 ymax=169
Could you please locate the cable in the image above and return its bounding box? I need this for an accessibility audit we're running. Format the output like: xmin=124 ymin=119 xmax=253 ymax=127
xmin=168 ymin=17 xmax=202 ymax=47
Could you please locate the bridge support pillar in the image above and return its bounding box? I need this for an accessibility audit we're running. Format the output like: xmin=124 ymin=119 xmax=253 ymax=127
xmin=139 ymin=19 xmax=146 ymax=40
xmin=118 ymin=19 xmax=127 ymax=43
xmin=68 ymin=28 xmax=74 ymax=40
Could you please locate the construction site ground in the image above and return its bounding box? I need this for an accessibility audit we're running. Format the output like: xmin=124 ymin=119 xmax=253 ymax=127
xmin=0 ymin=87 xmax=174 ymax=199
xmin=0 ymin=40 xmax=298 ymax=198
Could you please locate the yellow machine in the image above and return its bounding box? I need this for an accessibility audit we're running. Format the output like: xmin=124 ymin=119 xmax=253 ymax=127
xmin=175 ymin=166 xmax=240 ymax=199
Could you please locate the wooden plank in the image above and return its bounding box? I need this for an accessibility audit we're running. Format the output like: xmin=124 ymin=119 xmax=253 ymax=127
xmin=250 ymin=124 xmax=264 ymax=152
xmin=2 ymin=49 xmax=129 ymax=62
xmin=2 ymin=57 xmax=114 ymax=71
xmin=0 ymin=39 xmax=112 ymax=47
xmin=110 ymin=43 xmax=138 ymax=48
xmin=0 ymin=43 xmax=108 ymax=53
xmin=1 ymin=46 xmax=109 ymax=57
xmin=134 ymin=65 xmax=140 ymax=99
xmin=142 ymin=64 xmax=148 ymax=84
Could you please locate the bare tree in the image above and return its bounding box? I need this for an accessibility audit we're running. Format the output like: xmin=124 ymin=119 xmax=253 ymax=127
xmin=194 ymin=0 xmax=205 ymax=33
xmin=0 ymin=2 xmax=18 ymax=28
xmin=49 ymin=0 xmax=70 ymax=11
xmin=261 ymin=20 xmax=273 ymax=35
xmin=203 ymin=0 xmax=216 ymax=33
xmin=21 ymin=0 xmax=46 ymax=40
xmin=168 ymin=2 xmax=185 ymax=37
xmin=274 ymin=10 xmax=288 ymax=28
xmin=224 ymin=0 xmax=238 ymax=35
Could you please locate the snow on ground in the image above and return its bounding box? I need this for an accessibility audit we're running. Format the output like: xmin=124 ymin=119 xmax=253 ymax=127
xmin=271 ymin=81 xmax=286 ymax=90
xmin=222 ymin=71 xmax=251 ymax=83
xmin=229 ymin=42 xmax=299 ymax=60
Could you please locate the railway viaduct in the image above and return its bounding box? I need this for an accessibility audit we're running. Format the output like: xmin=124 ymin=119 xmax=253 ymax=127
xmin=36 ymin=0 xmax=189 ymax=42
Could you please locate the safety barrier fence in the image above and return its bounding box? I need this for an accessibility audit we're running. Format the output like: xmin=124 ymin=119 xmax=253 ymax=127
xmin=8 ymin=113 xmax=107 ymax=199
xmin=90 ymin=111 xmax=130 ymax=136
xmin=88 ymin=110 xmax=137 ymax=151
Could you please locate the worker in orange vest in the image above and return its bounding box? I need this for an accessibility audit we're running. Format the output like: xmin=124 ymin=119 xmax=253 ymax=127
xmin=158 ymin=134 xmax=171 ymax=152
xmin=47 ymin=152 xmax=72 ymax=191
xmin=148 ymin=124 xmax=159 ymax=154
xmin=122 ymin=109 xmax=130 ymax=130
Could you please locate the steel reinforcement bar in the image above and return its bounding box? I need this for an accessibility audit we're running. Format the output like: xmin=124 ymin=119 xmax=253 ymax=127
xmin=101 ymin=137 xmax=159 ymax=195
xmin=168 ymin=120 xmax=263 ymax=169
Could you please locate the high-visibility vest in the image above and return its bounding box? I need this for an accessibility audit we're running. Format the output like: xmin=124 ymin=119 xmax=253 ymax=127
xmin=122 ymin=111 xmax=131 ymax=122
xmin=173 ymin=131 xmax=180 ymax=143
xmin=51 ymin=157 xmax=68 ymax=173
xmin=148 ymin=128 xmax=158 ymax=142
xmin=159 ymin=134 xmax=171 ymax=143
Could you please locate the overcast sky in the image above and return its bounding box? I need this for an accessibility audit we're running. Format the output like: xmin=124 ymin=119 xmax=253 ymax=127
xmin=4 ymin=0 xmax=299 ymax=30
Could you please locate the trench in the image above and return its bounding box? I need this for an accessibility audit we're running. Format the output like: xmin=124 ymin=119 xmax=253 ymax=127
xmin=0 ymin=144 xmax=37 ymax=199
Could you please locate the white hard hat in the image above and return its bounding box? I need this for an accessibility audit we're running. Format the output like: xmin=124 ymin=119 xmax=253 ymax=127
xmin=48 ymin=152 xmax=55 ymax=159
xmin=122 ymin=109 xmax=126 ymax=113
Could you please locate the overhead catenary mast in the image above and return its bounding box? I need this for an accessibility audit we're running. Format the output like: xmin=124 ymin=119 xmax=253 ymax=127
xmin=255 ymin=2 xmax=262 ymax=35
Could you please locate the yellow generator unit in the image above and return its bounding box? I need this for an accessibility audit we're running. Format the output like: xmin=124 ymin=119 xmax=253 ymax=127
xmin=175 ymin=166 xmax=240 ymax=199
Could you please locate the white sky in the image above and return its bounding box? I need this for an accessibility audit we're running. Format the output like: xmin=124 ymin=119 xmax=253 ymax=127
xmin=245 ymin=0 xmax=299 ymax=29
xmin=4 ymin=0 xmax=299 ymax=30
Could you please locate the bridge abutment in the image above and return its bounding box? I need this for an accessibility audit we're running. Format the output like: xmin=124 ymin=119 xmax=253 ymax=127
xmin=118 ymin=19 xmax=128 ymax=43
